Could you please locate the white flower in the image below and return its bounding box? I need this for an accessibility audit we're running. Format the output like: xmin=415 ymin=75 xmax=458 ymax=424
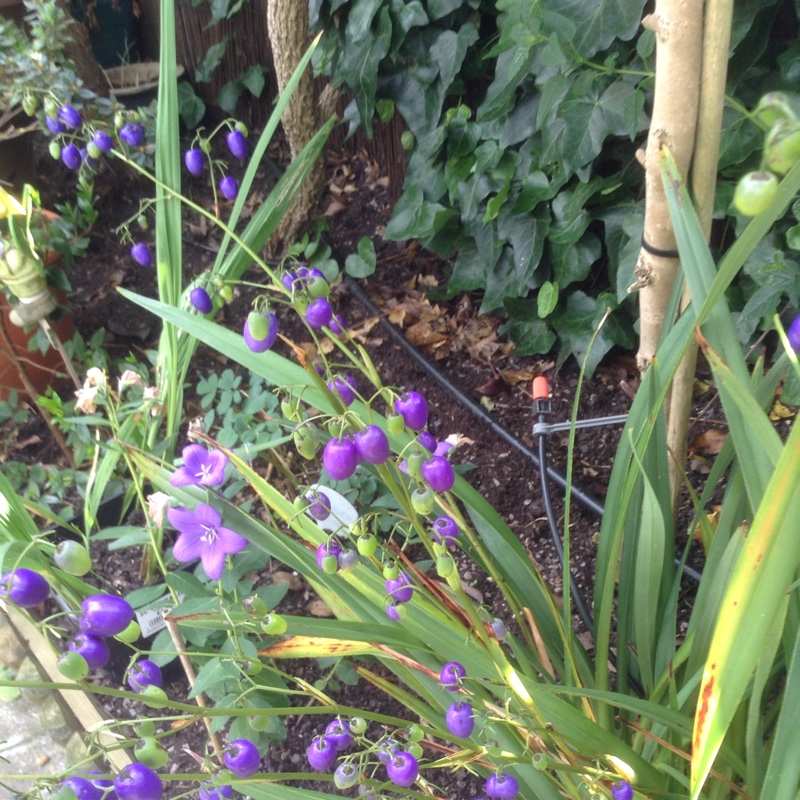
xmin=146 ymin=492 xmax=171 ymax=527
xmin=74 ymin=385 xmax=98 ymax=414
xmin=118 ymin=369 xmax=143 ymax=392
xmin=84 ymin=367 xmax=107 ymax=388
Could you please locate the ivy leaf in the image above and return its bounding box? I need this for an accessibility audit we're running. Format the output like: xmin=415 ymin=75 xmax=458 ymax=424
xmin=549 ymin=231 xmax=602 ymax=288
xmin=241 ymin=65 xmax=266 ymax=97
xmin=385 ymin=185 xmax=454 ymax=239
xmin=479 ymin=44 xmax=538 ymax=122
xmin=538 ymin=280 xmax=559 ymax=318
xmin=208 ymin=0 xmax=231 ymax=26
xmin=345 ymin=237 xmax=378 ymax=277
xmin=340 ymin=5 xmax=393 ymax=136
xmin=437 ymin=23 xmax=479 ymax=89
xmin=427 ymin=0 xmax=468 ymax=20
xmin=216 ymin=79 xmax=243 ymax=114
xmin=178 ymin=83 xmax=205 ymax=128
xmin=500 ymin=298 xmax=557 ymax=356
xmin=195 ymin=38 xmax=229 ymax=83
xmin=545 ymin=0 xmax=645 ymax=58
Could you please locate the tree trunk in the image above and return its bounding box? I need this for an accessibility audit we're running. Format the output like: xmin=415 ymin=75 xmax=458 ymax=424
xmin=665 ymin=0 xmax=733 ymax=510
xmin=634 ymin=1 xmax=703 ymax=373
xmin=55 ymin=0 xmax=109 ymax=96
xmin=266 ymin=0 xmax=328 ymax=254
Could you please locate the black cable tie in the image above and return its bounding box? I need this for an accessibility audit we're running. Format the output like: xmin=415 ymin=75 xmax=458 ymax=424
xmin=641 ymin=234 xmax=680 ymax=259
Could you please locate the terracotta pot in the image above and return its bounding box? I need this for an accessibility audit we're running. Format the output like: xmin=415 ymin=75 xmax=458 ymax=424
xmin=0 ymin=294 xmax=75 ymax=401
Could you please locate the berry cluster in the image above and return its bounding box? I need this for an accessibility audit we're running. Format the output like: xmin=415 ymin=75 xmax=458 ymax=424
xmin=306 ymin=717 xmax=421 ymax=792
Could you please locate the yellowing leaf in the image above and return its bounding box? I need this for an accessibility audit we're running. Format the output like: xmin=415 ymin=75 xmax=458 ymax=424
xmin=769 ymin=401 xmax=795 ymax=421
xmin=259 ymin=636 xmax=381 ymax=658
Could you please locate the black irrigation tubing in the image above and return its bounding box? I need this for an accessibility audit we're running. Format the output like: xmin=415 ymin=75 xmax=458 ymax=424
xmin=343 ymin=275 xmax=607 ymax=516
xmin=343 ymin=276 xmax=704 ymax=589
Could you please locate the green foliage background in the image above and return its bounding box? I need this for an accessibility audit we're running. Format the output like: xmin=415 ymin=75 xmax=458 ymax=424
xmin=311 ymin=0 xmax=800 ymax=373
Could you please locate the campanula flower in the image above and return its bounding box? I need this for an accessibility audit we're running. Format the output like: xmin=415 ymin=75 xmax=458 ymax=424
xmin=167 ymin=503 xmax=247 ymax=580
xmin=170 ymin=444 xmax=228 ymax=487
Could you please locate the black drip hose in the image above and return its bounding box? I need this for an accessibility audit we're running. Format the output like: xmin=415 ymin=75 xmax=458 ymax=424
xmin=343 ymin=276 xmax=606 ymax=517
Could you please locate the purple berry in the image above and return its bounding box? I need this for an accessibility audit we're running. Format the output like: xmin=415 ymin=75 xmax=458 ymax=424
xmin=119 ymin=123 xmax=145 ymax=147
xmin=243 ymin=312 xmax=279 ymax=352
xmin=376 ymin=738 xmax=400 ymax=764
xmin=307 ymin=490 xmax=332 ymax=521
xmin=307 ymin=735 xmax=337 ymax=771
xmin=69 ymin=633 xmax=110 ymax=671
xmin=612 ymin=781 xmax=634 ymax=800
xmin=485 ymin=773 xmax=519 ymax=800
xmin=329 ymin=313 xmax=347 ymax=335
xmin=46 ymin=116 xmax=66 ymax=135
xmin=198 ymin=783 xmax=233 ymax=800
xmin=491 ymin=618 xmax=508 ymax=639
xmin=337 ymin=548 xmax=359 ymax=572
xmin=327 ymin=375 xmax=356 ymax=406
xmin=114 ymin=762 xmax=163 ymax=800
xmin=61 ymin=143 xmax=83 ymax=170
xmin=394 ymin=391 xmax=428 ymax=431
xmin=92 ymin=130 xmax=114 ymax=153
xmin=0 ymin=568 xmax=50 ymax=607
xmin=417 ymin=431 xmax=437 ymax=453
xmin=305 ymin=297 xmax=333 ymax=329
xmin=190 ymin=287 xmax=213 ymax=314
xmin=224 ymin=738 xmax=261 ymax=777
xmin=316 ymin=540 xmax=342 ymax=571
xmin=386 ymin=602 xmax=406 ymax=621
xmin=440 ymin=660 xmax=466 ymax=691
xmin=184 ymin=148 xmax=204 ymax=176
xmin=59 ymin=104 xmax=82 ymax=129
xmin=128 ymin=659 xmax=162 ymax=692
xmin=324 ymin=718 xmax=353 ymax=751
xmin=220 ymin=176 xmax=239 ymax=201
xmin=60 ymin=776 xmax=102 ymax=800
xmin=421 ymin=455 xmax=455 ymax=493
xmin=385 ymin=571 xmax=414 ymax=604
xmin=446 ymin=701 xmax=475 ymax=738
xmin=85 ymin=772 xmax=116 ymax=800
xmin=355 ymin=425 xmax=390 ymax=464
xmin=80 ymin=594 xmax=135 ymax=637
xmin=386 ymin=751 xmax=419 ymax=787
xmin=323 ymin=437 xmax=358 ymax=481
xmin=130 ymin=243 xmax=152 ymax=267
xmin=281 ymin=270 xmax=298 ymax=292
xmin=432 ymin=515 xmax=459 ymax=547
xmin=226 ymin=129 xmax=248 ymax=159
xmin=788 ymin=317 xmax=800 ymax=351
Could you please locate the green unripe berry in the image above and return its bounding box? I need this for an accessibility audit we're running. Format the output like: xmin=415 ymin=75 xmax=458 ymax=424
xmin=261 ymin=614 xmax=287 ymax=635
xmin=235 ymin=121 xmax=249 ymax=136
xmin=383 ymin=563 xmax=400 ymax=580
xmin=86 ymin=142 xmax=101 ymax=159
xmin=248 ymin=712 xmax=270 ymax=732
xmin=53 ymin=540 xmax=92 ymax=576
xmin=44 ymin=98 xmax=58 ymax=117
xmin=349 ymin=716 xmax=367 ymax=734
xmin=411 ymin=486 xmax=435 ymax=515
xmin=406 ymin=451 xmax=425 ymax=481
xmin=405 ymin=724 xmax=424 ymax=742
xmin=22 ymin=93 xmax=39 ymax=115
xmin=321 ymin=553 xmax=339 ymax=574
xmin=306 ymin=276 xmax=330 ymax=298
xmin=134 ymin=719 xmax=156 ymax=737
xmin=135 ymin=736 xmax=169 ymax=768
xmin=765 ymin=119 xmax=800 ymax=175
xmin=116 ymin=620 xmax=142 ymax=643
xmin=247 ymin=309 xmax=269 ymax=340
xmin=386 ymin=412 xmax=405 ymax=436
xmin=406 ymin=741 xmax=423 ymax=759
xmin=356 ymin=533 xmax=378 ymax=557
xmin=140 ymin=685 xmax=169 ymax=708
xmin=733 ymin=170 xmax=779 ymax=216
xmin=243 ymin=596 xmax=268 ymax=617
xmin=219 ymin=285 xmax=234 ymax=303
xmin=243 ymin=659 xmax=263 ymax=676
xmin=57 ymin=651 xmax=89 ymax=681
xmin=49 ymin=141 xmax=61 ymax=160
xmin=436 ymin=553 xmax=455 ymax=578
xmin=532 ymin=752 xmax=549 ymax=770
xmin=137 ymin=214 xmax=149 ymax=231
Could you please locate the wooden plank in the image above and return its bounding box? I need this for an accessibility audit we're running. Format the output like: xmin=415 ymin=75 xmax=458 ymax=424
xmin=5 ymin=606 xmax=133 ymax=772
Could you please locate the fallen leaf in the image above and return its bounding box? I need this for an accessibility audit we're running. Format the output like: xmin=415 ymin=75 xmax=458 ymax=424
xmin=388 ymin=308 xmax=407 ymax=326
xmin=475 ymin=374 xmax=511 ymax=397
xmin=692 ymin=506 xmax=721 ymax=541
xmin=277 ymin=334 xmax=314 ymax=367
xmin=500 ymin=369 xmax=534 ymax=386
xmin=306 ymin=599 xmax=333 ymax=617
xmin=418 ymin=274 xmax=438 ymax=287
xmin=271 ymin=571 xmax=303 ymax=591
xmin=769 ymin=401 xmax=796 ymax=421
xmin=688 ymin=428 xmax=727 ymax=456
xmin=406 ymin=321 xmax=448 ymax=348
xmin=323 ymin=199 xmax=347 ymax=217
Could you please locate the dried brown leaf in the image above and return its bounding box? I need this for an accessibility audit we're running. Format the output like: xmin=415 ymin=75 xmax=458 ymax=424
xmin=688 ymin=428 xmax=727 ymax=456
